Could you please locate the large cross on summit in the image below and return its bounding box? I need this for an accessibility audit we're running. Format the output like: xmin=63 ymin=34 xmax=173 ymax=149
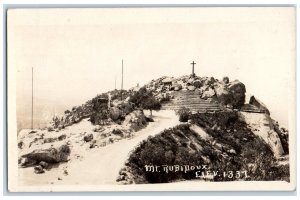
xmin=191 ymin=61 xmax=196 ymax=76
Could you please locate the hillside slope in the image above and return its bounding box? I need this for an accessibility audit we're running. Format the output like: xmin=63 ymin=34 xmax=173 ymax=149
xmin=18 ymin=110 xmax=179 ymax=186
xmin=118 ymin=111 xmax=289 ymax=184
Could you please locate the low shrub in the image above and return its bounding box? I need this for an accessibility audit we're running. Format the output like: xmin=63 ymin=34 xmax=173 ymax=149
xmin=176 ymin=107 xmax=191 ymax=122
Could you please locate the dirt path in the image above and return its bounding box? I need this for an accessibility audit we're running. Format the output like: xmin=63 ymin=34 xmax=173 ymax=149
xmin=19 ymin=110 xmax=179 ymax=186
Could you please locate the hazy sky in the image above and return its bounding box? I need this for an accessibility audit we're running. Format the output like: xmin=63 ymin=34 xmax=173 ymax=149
xmin=8 ymin=7 xmax=295 ymax=128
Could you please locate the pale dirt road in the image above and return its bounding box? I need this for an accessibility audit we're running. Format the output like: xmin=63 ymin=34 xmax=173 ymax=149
xmin=19 ymin=110 xmax=179 ymax=186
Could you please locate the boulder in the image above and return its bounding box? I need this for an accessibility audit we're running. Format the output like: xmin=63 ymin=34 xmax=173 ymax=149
xmin=215 ymin=84 xmax=232 ymax=105
xmin=161 ymin=77 xmax=174 ymax=84
xmin=222 ymin=77 xmax=229 ymax=84
xmin=58 ymin=134 xmax=66 ymax=141
xmin=110 ymin=107 xmax=121 ymax=120
xmin=34 ymin=165 xmax=45 ymax=174
xmin=177 ymin=80 xmax=184 ymax=85
xmin=39 ymin=161 xmax=49 ymax=169
xmin=124 ymin=110 xmax=147 ymax=131
xmin=84 ymin=134 xmax=94 ymax=142
xmin=249 ymin=96 xmax=270 ymax=115
xmin=187 ymin=85 xmax=196 ymax=91
xmin=187 ymin=78 xmax=195 ymax=85
xmin=227 ymin=80 xmax=246 ymax=108
xmin=203 ymin=77 xmax=215 ymax=86
xmin=20 ymin=144 xmax=71 ymax=164
xmin=112 ymin=129 xmax=123 ymax=136
xmin=201 ymin=88 xmax=216 ymax=99
xmin=215 ymin=80 xmax=246 ymax=109
xmin=193 ymin=80 xmax=202 ymax=88
xmin=173 ymin=84 xmax=182 ymax=91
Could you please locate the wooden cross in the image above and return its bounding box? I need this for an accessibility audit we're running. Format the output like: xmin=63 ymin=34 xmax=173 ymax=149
xmin=191 ymin=61 xmax=196 ymax=76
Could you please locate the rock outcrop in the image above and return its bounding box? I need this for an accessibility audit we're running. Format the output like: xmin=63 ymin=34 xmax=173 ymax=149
xmin=214 ymin=80 xmax=246 ymax=108
xmin=109 ymin=107 xmax=121 ymax=121
xmin=249 ymin=96 xmax=270 ymax=115
xmin=124 ymin=110 xmax=148 ymax=131
xmin=20 ymin=144 xmax=71 ymax=167
xmin=143 ymin=75 xmax=246 ymax=111
xmin=238 ymin=112 xmax=284 ymax=157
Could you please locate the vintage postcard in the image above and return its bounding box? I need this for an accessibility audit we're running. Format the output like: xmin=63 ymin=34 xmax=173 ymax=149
xmin=7 ymin=7 xmax=296 ymax=192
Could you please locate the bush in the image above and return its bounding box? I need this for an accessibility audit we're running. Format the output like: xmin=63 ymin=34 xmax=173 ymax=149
xmin=176 ymin=107 xmax=191 ymax=122
xmin=122 ymin=112 xmax=288 ymax=184
xmin=129 ymin=87 xmax=161 ymax=116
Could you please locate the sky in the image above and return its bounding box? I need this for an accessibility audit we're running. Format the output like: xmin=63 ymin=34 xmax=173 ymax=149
xmin=8 ymin=7 xmax=295 ymax=129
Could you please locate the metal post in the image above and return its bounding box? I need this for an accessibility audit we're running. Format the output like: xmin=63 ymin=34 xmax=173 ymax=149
xmin=121 ymin=60 xmax=123 ymax=100
xmin=31 ymin=67 xmax=33 ymax=130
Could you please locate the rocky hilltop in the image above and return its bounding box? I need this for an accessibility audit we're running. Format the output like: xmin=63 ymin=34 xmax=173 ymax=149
xmin=142 ymin=75 xmax=246 ymax=109
xmin=17 ymin=74 xmax=289 ymax=185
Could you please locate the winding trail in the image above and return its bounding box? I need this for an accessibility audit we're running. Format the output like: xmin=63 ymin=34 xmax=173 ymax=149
xmin=19 ymin=110 xmax=179 ymax=186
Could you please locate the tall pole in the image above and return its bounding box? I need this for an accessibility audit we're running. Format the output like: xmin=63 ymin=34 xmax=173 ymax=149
xmin=31 ymin=67 xmax=33 ymax=130
xmin=121 ymin=59 xmax=123 ymax=100
xmin=114 ymin=75 xmax=117 ymax=90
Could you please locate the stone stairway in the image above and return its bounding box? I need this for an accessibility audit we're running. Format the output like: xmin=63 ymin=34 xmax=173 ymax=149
xmin=161 ymin=91 xmax=221 ymax=112
xmin=240 ymin=104 xmax=266 ymax=113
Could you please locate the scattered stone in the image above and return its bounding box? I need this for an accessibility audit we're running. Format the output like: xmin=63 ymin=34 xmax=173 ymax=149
xmin=63 ymin=170 xmax=68 ymax=176
xmin=145 ymin=117 xmax=154 ymax=122
xmin=18 ymin=141 xmax=24 ymax=149
xmin=227 ymin=149 xmax=237 ymax=154
xmin=39 ymin=161 xmax=49 ymax=169
xmin=34 ymin=165 xmax=45 ymax=174
xmin=58 ymin=134 xmax=67 ymax=141
xmin=112 ymin=129 xmax=123 ymax=136
xmin=83 ymin=134 xmax=94 ymax=142
xmin=44 ymin=137 xmax=56 ymax=143
xmin=47 ymin=127 xmax=54 ymax=132
xmin=222 ymin=77 xmax=229 ymax=84
xmin=29 ymin=130 xmax=37 ymax=134
xmin=58 ymin=177 xmax=62 ymax=180
xmin=89 ymin=140 xmax=97 ymax=148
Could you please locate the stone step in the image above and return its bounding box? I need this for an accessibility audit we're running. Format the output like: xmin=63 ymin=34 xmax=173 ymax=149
xmin=161 ymin=107 xmax=220 ymax=110
xmin=162 ymin=104 xmax=220 ymax=108
xmin=165 ymin=102 xmax=218 ymax=105
xmin=241 ymin=104 xmax=266 ymax=113
xmin=161 ymin=108 xmax=220 ymax=112
xmin=171 ymin=96 xmax=203 ymax=98
xmin=161 ymin=91 xmax=221 ymax=112
xmin=161 ymin=106 xmax=220 ymax=109
xmin=170 ymin=99 xmax=210 ymax=101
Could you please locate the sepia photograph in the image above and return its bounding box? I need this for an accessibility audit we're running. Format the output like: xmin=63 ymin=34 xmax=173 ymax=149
xmin=6 ymin=6 xmax=296 ymax=192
